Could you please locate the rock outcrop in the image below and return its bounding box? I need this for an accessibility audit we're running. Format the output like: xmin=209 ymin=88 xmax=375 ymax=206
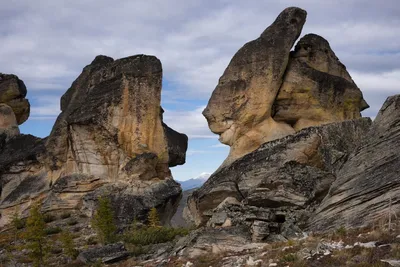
xmin=274 ymin=34 xmax=369 ymax=130
xmin=0 ymin=55 xmax=187 ymax=227
xmin=0 ymin=73 xmax=30 ymax=125
xmin=310 ymin=94 xmax=400 ymax=231
xmin=0 ymin=104 xmax=20 ymax=140
xmin=202 ymin=7 xmax=307 ymax=165
xmin=202 ymin=8 xmax=367 ymax=166
xmin=187 ymin=6 xmax=372 ymax=240
xmin=187 ymin=118 xmax=371 ymax=239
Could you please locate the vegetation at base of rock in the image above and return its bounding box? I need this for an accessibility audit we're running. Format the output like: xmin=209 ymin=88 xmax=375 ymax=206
xmin=60 ymin=230 xmax=79 ymax=260
xmin=60 ymin=212 xmax=72 ymax=219
xmin=147 ymin=207 xmax=160 ymax=227
xmin=123 ymin=209 xmax=189 ymax=247
xmin=67 ymin=218 xmax=78 ymax=226
xmin=124 ymin=226 xmax=189 ymax=246
xmin=336 ymin=225 xmax=347 ymax=237
xmin=44 ymin=226 xmax=62 ymax=235
xmin=43 ymin=213 xmax=56 ymax=223
xmin=24 ymin=203 xmax=49 ymax=267
xmin=91 ymin=196 xmax=117 ymax=244
xmin=11 ymin=210 xmax=25 ymax=230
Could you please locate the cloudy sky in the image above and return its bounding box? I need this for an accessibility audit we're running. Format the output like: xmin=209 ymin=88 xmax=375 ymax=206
xmin=1 ymin=0 xmax=399 ymax=181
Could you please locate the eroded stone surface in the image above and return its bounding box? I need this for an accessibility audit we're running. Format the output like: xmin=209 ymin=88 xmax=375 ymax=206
xmin=0 ymin=104 xmax=20 ymax=140
xmin=0 ymin=55 xmax=187 ymax=227
xmin=202 ymin=7 xmax=307 ymax=165
xmin=187 ymin=118 xmax=371 ymax=239
xmin=0 ymin=73 xmax=30 ymax=125
xmin=274 ymin=34 xmax=369 ymax=131
xmin=310 ymin=95 xmax=400 ymax=231
xmin=203 ymin=10 xmax=368 ymax=167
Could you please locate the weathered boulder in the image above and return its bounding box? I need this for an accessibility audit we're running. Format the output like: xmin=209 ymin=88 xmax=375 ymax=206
xmin=0 ymin=104 xmax=20 ymax=140
xmin=202 ymin=9 xmax=368 ymax=167
xmin=274 ymin=34 xmax=369 ymax=130
xmin=0 ymin=73 xmax=30 ymax=125
xmin=0 ymin=55 xmax=187 ymax=227
xmin=78 ymin=242 xmax=129 ymax=264
xmin=310 ymin=94 xmax=400 ymax=231
xmin=202 ymin=7 xmax=307 ymax=165
xmin=187 ymin=118 xmax=371 ymax=240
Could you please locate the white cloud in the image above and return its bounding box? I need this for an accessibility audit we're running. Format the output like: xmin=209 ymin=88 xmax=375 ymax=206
xmin=351 ymin=70 xmax=400 ymax=92
xmin=1 ymin=0 xmax=399 ymax=137
xmin=210 ymin=143 xmax=228 ymax=148
xmin=186 ymin=150 xmax=209 ymax=156
xmin=163 ymin=106 xmax=216 ymax=139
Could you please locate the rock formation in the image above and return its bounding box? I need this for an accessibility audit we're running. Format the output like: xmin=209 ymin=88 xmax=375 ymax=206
xmin=202 ymin=7 xmax=307 ymax=166
xmin=310 ymin=94 xmax=400 ymax=231
xmin=203 ymin=8 xmax=367 ymax=166
xmin=0 ymin=73 xmax=30 ymax=141
xmin=0 ymin=55 xmax=187 ymax=227
xmin=187 ymin=6 xmax=374 ymax=241
xmin=274 ymin=34 xmax=369 ymax=130
xmin=187 ymin=118 xmax=371 ymax=239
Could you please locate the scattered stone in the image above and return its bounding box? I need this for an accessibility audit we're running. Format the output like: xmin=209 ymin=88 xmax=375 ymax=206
xmin=354 ymin=241 xmax=377 ymax=248
xmin=77 ymin=242 xmax=129 ymax=264
xmin=246 ymin=256 xmax=263 ymax=266
xmin=381 ymin=259 xmax=400 ymax=267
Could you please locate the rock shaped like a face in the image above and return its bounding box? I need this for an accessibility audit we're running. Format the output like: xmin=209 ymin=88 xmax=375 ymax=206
xmin=274 ymin=34 xmax=369 ymax=130
xmin=203 ymin=7 xmax=307 ymax=164
xmin=0 ymin=55 xmax=187 ymax=228
xmin=46 ymin=55 xmax=187 ymax=180
xmin=0 ymin=73 xmax=30 ymax=124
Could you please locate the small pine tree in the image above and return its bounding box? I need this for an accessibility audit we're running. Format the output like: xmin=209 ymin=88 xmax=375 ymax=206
xmin=24 ymin=203 xmax=48 ymax=267
xmin=147 ymin=207 xmax=160 ymax=228
xmin=60 ymin=230 xmax=78 ymax=260
xmin=91 ymin=196 xmax=116 ymax=244
xmin=10 ymin=209 xmax=24 ymax=241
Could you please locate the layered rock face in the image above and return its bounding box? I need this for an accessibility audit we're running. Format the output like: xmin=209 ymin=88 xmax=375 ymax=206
xmin=310 ymin=95 xmax=400 ymax=231
xmin=187 ymin=118 xmax=371 ymax=240
xmin=203 ymin=8 xmax=367 ymax=166
xmin=187 ymin=7 xmax=373 ymax=241
xmin=0 ymin=55 xmax=187 ymax=227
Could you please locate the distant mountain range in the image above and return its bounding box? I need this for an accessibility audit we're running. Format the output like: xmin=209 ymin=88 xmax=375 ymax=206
xmin=177 ymin=172 xmax=210 ymax=190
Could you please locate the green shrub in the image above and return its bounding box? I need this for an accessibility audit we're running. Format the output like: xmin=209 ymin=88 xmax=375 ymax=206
xmin=126 ymin=244 xmax=146 ymax=256
xmin=91 ymin=196 xmax=117 ymax=244
xmin=148 ymin=207 xmax=160 ymax=227
xmin=67 ymin=219 xmax=78 ymax=226
xmin=24 ymin=203 xmax=49 ymax=267
xmin=336 ymin=226 xmax=347 ymax=237
xmin=44 ymin=226 xmax=62 ymax=235
xmin=60 ymin=212 xmax=71 ymax=219
xmin=50 ymin=247 xmax=63 ymax=254
xmin=124 ymin=226 xmax=189 ymax=246
xmin=61 ymin=231 xmax=79 ymax=260
xmin=11 ymin=211 xmax=25 ymax=230
xmin=43 ymin=213 xmax=56 ymax=223
xmin=281 ymin=253 xmax=298 ymax=263
xmin=87 ymin=236 xmax=98 ymax=245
